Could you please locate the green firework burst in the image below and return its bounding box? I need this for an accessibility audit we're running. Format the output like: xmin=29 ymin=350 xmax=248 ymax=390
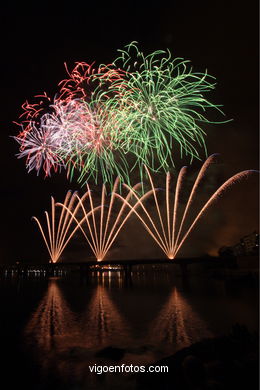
xmin=95 ymin=42 xmax=228 ymax=180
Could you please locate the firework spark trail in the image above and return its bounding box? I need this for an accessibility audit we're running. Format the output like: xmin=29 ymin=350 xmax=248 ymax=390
xmin=116 ymin=185 xmax=170 ymax=255
xmin=56 ymin=194 xmax=101 ymax=258
xmin=32 ymin=192 xmax=94 ymax=263
xmin=171 ymin=166 xmax=187 ymax=258
xmin=14 ymin=62 xmax=129 ymax=185
xmin=54 ymin=191 xmax=94 ymax=257
xmin=100 ymin=180 xmax=146 ymax=257
xmin=144 ymin=167 xmax=169 ymax=250
xmin=116 ymin=157 xmax=258 ymax=260
xmin=58 ymin=62 xmax=95 ymax=101
xmin=172 ymin=170 xmax=258 ymax=258
xmin=104 ymin=42 xmax=227 ymax=174
xmin=50 ymin=103 xmax=105 ymax=174
xmin=14 ymin=42 xmax=227 ymax=186
xmin=42 ymin=100 xmax=103 ymax=156
xmin=14 ymin=125 xmax=64 ymax=176
xmin=119 ymin=167 xmax=187 ymax=258
xmin=58 ymin=61 xmax=126 ymax=103
xmin=50 ymin=98 xmax=131 ymax=186
xmin=173 ymin=153 xmax=219 ymax=252
xmin=57 ymin=178 xmax=154 ymax=261
xmin=15 ymin=97 xmax=130 ymax=185
xmin=118 ymin=162 xmax=188 ymax=259
xmin=17 ymin=92 xmax=52 ymax=126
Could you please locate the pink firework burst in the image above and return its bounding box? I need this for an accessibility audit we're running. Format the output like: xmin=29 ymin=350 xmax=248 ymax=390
xmin=14 ymin=124 xmax=64 ymax=176
xmin=13 ymin=60 xmax=127 ymax=181
xmin=45 ymin=99 xmax=112 ymax=160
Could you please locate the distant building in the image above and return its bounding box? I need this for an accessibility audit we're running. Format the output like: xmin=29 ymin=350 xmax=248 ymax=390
xmin=241 ymin=231 xmax=259 ymax=255
xmin=219 ymin=231 xmax=259 ymax=258
xmin=232 ymin=242 xmax=244 ymax=257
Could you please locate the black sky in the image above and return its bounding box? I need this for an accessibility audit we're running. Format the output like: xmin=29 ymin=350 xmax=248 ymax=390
xmin=0 ymin=0 xmax=258 ymax=263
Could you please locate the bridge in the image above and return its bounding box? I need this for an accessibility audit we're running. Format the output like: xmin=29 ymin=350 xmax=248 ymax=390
xmin=0 ymin=256 xmax=220 ymax=278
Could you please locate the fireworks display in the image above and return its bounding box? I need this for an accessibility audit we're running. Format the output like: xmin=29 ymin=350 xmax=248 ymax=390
xmin=103 ymin=43 xmax=225 ymax=177
xmin=116 ymin=156 xmax=258 ymax=259
xmin=14 ymin=42 xmax=226 ymax=186
xmin=32 ymin=157 xmax=258 ymax=262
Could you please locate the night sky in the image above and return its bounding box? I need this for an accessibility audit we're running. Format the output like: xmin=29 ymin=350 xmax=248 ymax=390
xmin=0 ymin=0 xmax=258 ymax=263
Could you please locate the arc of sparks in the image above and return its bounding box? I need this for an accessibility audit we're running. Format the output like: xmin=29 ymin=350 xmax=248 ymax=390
xmin=115 ymin=165 xmax=188 ymax=259
xmin=32 ymin=156 xmax=258 ymax=262
xmin=171 ymin=169 xmax=258 ymax=258
xmin=56 ymin=177 xmax=154 ymax=261
xmin=116 ymin=157 xmax=258 ymax=259
xmin=32 ymin=190 xmax=94 ymax=263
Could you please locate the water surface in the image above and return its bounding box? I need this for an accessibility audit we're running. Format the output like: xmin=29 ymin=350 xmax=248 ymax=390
xmin=0 ymin=270 xmax=258 ymax=389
